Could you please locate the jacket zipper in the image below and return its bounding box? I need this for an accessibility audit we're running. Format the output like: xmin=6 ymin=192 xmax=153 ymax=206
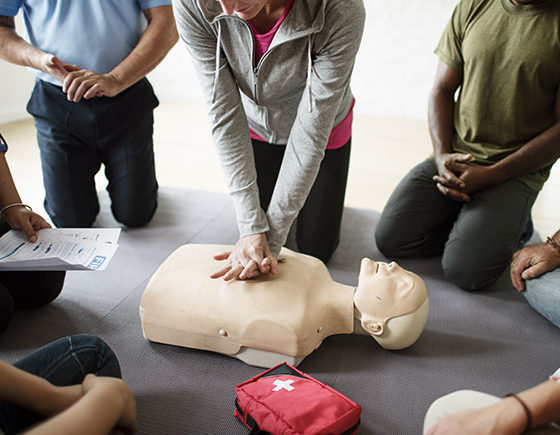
xmin=218 ymin=15 xmax=314 ymax=104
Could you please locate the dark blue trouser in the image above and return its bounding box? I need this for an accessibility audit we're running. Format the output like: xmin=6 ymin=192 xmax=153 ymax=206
xmin=375 ymin=158 xmax=538 ymax=291
xmin=252 ymin=138 xmax=351 ymax=264
xmin=0 ymin=334 xmax=121 ymax=434
xmin=27 ymin=79 xmax=159 ymax=228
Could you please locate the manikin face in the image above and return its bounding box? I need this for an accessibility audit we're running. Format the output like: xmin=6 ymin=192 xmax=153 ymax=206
xmin=354 ymin=258 xmax=428 ymax=338
xmin=217 ymin=0 xmax=269 ymax=20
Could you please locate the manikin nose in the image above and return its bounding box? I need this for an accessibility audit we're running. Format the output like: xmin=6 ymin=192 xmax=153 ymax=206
xmin=388 ymin=262 xmax=397 ymax=270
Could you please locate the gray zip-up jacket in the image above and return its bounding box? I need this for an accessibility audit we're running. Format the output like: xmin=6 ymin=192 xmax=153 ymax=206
xmin=173 ymin=0 xmax=365 ymax=256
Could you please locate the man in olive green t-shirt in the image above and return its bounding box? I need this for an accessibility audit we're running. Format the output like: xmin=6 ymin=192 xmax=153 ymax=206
xmin=375 ymin=0 xmax=560 ymax=291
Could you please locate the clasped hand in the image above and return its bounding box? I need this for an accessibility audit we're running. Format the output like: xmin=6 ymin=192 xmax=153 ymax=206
xmin=210 ymin=233 xmax=278 ymax=281
xmin=433 ymin=152 xmax=498 ymax=202
xmin=41 ymin=53 xmax=123 ymax=102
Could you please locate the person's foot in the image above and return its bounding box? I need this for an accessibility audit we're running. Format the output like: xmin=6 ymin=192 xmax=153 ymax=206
xmin=519 ymin=216 xmax=534 ymax=247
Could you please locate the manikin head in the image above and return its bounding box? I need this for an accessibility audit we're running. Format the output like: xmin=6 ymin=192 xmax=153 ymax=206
xmin=354 ymin=259 xmax=429 ymax=350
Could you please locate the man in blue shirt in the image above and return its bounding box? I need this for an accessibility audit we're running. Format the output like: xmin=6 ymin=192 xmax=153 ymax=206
xmin=0 ymin=1 xmax=178 ymax=228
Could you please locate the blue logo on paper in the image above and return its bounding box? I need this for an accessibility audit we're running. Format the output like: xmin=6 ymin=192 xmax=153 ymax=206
xmin=88 ymin=255 xmax=106 ymax=270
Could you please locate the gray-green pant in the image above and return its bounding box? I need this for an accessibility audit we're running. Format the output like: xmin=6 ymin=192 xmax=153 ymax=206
xmin=375 ymin=159 xmax=538 ymax=291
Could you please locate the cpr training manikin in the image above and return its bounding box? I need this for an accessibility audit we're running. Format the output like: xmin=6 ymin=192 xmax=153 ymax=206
xmin=140 ymin=244 xmax=429 ymax=368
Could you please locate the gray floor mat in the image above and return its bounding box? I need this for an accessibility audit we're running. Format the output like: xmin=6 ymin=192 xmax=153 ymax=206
xmin=1 ymin=188 xmax=558 ymax=435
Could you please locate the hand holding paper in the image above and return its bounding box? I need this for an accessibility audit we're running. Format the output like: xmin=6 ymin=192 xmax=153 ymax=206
xmin=0 ymin=228 xmax=121 ymax=271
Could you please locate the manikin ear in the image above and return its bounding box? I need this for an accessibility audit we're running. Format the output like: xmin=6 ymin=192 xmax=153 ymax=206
xmin=361 ymin=318 xmax=384 ymax=336
xmin=360 ymin=258 xmax=377 ymax=277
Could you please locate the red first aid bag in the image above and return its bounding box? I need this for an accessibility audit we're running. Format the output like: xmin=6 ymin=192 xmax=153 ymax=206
xmin=234 ymin=363 xmax=361 ymax=434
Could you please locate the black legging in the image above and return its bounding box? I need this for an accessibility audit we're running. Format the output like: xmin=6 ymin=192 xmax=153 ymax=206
xmin=252 ymin=138 xmax=351 ymax=264
xmin=0 ymin=223 xmax=65 ymax=334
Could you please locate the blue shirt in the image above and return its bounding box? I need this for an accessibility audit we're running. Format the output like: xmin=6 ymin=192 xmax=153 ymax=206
xmin=0 ymin=0 xmax=172 ymax=86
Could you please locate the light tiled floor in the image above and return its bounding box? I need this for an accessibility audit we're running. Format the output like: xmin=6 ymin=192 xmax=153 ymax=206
xmin=1 ymin=102 xmax=559 ymax=238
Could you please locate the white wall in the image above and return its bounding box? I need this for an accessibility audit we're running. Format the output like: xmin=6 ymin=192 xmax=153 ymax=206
xmin=0 ymin=61 xmax=35 ymax=123
xmin=150 ymin=0 xmax=458 ymax=119
xmin=352 ymin=0 xmax=457 ymax=118
xmin=0 ymin=0 xmax=458 ymax=124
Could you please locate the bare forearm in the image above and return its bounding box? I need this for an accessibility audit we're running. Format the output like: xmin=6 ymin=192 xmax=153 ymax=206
xmin=0 ymin=361 xmax=53 ymax=410
xmin=0 ymin=20 xmax=46 ymax=70
xmin=108 ymin=7 xmax=178 ymax=92
xmin=490 ymin=123 xmax=560 ymax=185
xmin=0 ymin=361 xmax=80 ymax=416
xmin=428 ymin=87 xmax=456 ymax=156
xmin=0 ymin=153 xmax=23 ymax=207
xmin=469 ymin=380 xmax=560 ymax=435
xmin=23 ymin=388 xmax=125 ymax=435
xmin=517 ymin=380 xmax=560 ymax=430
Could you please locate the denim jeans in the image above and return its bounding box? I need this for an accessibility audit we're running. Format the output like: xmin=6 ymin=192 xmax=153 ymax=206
xmin=524 ymin=267 xmax=560 ymax=328
xmin=0 ymin=334 xmax=121 ymax=435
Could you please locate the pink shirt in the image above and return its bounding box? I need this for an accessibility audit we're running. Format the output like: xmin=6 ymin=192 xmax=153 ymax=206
xmin=248 ymin=0 xmax=295 ymax=65
xmin=248 ymin=0 xmax=354 ymax=150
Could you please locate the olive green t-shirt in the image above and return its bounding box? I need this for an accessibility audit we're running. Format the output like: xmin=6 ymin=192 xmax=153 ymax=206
xmin=435 ymin=0 xmax=560 ymax=191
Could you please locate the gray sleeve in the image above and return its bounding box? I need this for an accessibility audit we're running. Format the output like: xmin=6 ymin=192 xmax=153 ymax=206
xmin=265 ymin=0 xmax=366 ymax=255
xmin=172 ymin=0 xmax=269 ymax=238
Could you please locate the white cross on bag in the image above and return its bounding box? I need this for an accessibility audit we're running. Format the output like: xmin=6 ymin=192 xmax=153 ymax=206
xmin=272 ymin=379 xmax=295 ymax=392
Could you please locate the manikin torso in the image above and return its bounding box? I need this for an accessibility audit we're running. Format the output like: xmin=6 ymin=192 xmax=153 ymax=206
xmin=140 ymin=245 xmax=429 ymax=368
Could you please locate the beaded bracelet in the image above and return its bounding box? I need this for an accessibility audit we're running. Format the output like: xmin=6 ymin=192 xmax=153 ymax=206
xmin=0 ymin=203 xmax=32 ymax=220
xmin=547 ymin=236 xmax=560 ymax=252
xmin=504 ymin=393 xmax=532 ymax=433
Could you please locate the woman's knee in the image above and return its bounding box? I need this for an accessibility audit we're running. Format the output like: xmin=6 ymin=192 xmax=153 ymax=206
xmin=34 ymin=271 xmax=65 ymax=307
xmin=3 ymin=271 xmax=65 ymax=309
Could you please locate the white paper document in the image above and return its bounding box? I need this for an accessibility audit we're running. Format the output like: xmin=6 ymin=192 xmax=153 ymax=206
xmin=0 ymin=228 xmax=121 ymax=271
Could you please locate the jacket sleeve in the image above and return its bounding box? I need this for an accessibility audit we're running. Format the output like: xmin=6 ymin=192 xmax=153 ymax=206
xmin=265 ymin=0 xmax=366 ymax=255
xmin=173 ymin=0 xmax=270 ymax=238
